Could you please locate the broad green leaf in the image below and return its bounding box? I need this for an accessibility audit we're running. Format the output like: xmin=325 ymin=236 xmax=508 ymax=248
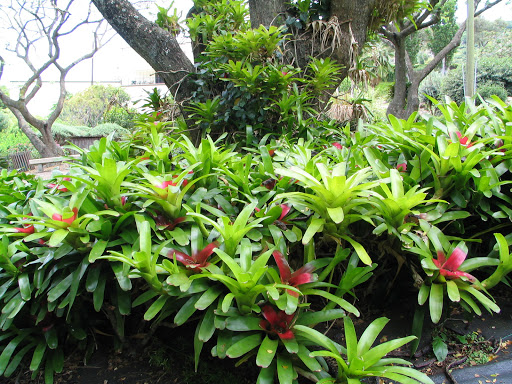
xmin=0 ymin=333 xmax=29 ymax=375
xmin=344 ymin=317 xmax=358 ymax=363
xmin=144 ymin=295 xmax=168 ymax=321
xmin=360 ymin=335 xmax=416 ymax=368
xmin=356 ymin=317 xmax=389 ymax=356
xmin=18 ymin=273 xmax=31 ymax=301
xmin=256 ymin=363 xmax=275 ymax=384
xmin=302 ymin=218 xmax=324 ymax=245
xmin=302 ymin=289 xmax=359 ymax=316
xmin=226 ymin=333 xmax=262 ymax=358
xmin=433 ymin=337 xmax=448 ymax=362
xmin=47 ymin=274 xmax=73 ymax=303
xmin=429 ymin=283 xmax=444 ymax=324
xmin=340 ymin=235 xmax=372 ymax=266
xmin=256 ymin=336 xmax=278 ymax=368
xmin=418 ymin=283 xmax=430 ymax=306
xmin=297 ymin=344 xmax=322 ymax=372
xmin=174 ymin=295 xmax=201 ymax=326
xmin=44 ymin=328 xmax=58 ymax=349
xmin=295 ymin=309 xmax=345 ymax=326
xmin=195 ymin=286 xmax=223 ymax=310
xmin=85 ymin=265 xmax=101 ymax=292
xmin=198 ymin=306 xmax=216 ymax=342
xmin=89 ymin=240 xmax=108 ymax=262
xmin=93 ymin=273 xmax=107 ymax=312
xmin=226 ymin=316 xmax=262 ymax=331
xmin=48 ymin=229 xmax=69 ymax=247
xmin=446 ymin=280 xmax=460 ymax=302
xmin=464 ymin=286 xmax=500 ymax=313
xmin=276 ymin=353 xmax=295 ymax=384
xmin=30 ymin=342 xmax=46 ymax=372
xmin=327 ymin=206 xmax=344 ymax=224
xmin=282 ymin=337 xmax=299 ymax=354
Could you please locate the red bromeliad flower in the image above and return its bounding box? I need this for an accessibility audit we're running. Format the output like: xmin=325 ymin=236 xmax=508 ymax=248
xmin=273 ymin=251 xmax=314 ymax=297
xmin=47 ymin=177 xmax=72 ymax=192
xmin=52 ymin=207 xmax=78 ymax=226
xmin=259 ymin=305 xmax=295 ymax=340
xmin=152 ymin=213 xmax=186 ymax=230
xmin=158 ymin=180 xmax=177 ymax=189
xmin=433 ymin=248 xmax=475 ymax=281
xmin=396 ymin=163 xmax=407 ymax=172
xmin=278 ymin=204 xmax=290 ymax=222
xmin=14 ymin=223 xmax=35 ymax=234
xmin=154 ymin=180 xmax=177 ymax=198
xmin=455 ymin=132 xmax=473 ymax=148
xmin=167 ymin=242 xmax=219 ymax=272
xmin=332 ymin=142 xmax=343 ymax=150
xmin=172 ymin=174 xmax=189 ymax=187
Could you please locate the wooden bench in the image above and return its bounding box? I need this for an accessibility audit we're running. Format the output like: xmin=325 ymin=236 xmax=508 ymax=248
xmin=29 ymin=154 xmax=81 ymax=172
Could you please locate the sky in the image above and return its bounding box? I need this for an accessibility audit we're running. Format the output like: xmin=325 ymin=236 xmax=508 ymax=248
xmin=456 ymin=0 xmax=512 ymax=21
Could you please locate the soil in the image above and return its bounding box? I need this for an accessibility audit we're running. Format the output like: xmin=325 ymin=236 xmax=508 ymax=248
xmin=3 ymin=289 xmax=511 ymax=384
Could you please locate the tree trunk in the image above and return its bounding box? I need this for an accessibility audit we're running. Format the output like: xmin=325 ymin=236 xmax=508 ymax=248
xmin=15 ymin=113 xmax=63 ymax=157
xmin=248 ymin=0 xmax=287 ymax=27
xmin=329 ymin=1 xmax=376 ymax=75
xmin=386 ymin=36 xmax=409 ymax=119
xmin=91 ymin=0 xmax=195 ymax=102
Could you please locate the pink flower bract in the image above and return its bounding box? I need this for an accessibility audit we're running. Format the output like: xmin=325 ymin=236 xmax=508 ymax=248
xmin=259 ymin=305 xmax=295 ymax=340
xmin=433 ymin=247 xmax=475 ymax=281
xmin=167 ymin=242 xmax=219 ymax=272
xmin=273 ymin=251 xmax=314 ymax=297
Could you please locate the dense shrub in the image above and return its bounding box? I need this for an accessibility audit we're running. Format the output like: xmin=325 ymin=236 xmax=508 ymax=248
xmin=441 ymin=66 xmax=465 ymax=104
xmin=59 ymin=85 xmax=135 ymax=127
xmin=103 ymin=105 xmax=137 ymax=130
xmin=0 ymin=125 xmax=35 ymax=158
xmin=419 ymin=71 xmax=444 ymax=106
xmin=477 ymin=82 xmax=508 ymax=103
xmin=1 ymin=96 xmax=512 ymax=384
xmin=52 ymin=122 xmax=128 ymax=142
xmin=442 ymin=57 xmax=512 ymax=105
xmin=0 ymin=110 xmax=10 ymax=132
xmin=478 ymin=56 xmax=512 ymax=95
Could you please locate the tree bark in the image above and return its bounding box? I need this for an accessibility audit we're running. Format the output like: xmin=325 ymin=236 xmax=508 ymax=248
xmin=92 ymin=0 xmax=378 ymax=88
xmin=386 ymin=33 xmax=409 ymax=119
xmin=383 ymin=0 xmax=503 ymax=119
xmin=248 ymin=0 xmax=287 ymax=27
xmin=91 ymin=0 xmax=195 ymax=102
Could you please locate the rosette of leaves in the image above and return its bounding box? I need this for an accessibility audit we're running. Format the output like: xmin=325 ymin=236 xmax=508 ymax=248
xmin=302 ymin=316 xmax=434 ymax=384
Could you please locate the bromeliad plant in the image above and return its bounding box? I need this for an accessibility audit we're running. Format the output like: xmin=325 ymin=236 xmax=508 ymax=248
xmin=277 ymin=161 xmax=379 ymax=264
xmin=408 ymin=224 xmax=501 ymax=324
xmin=304 ymin=316 xmax=434 ymax=384
xmin=1 ymin=96 xmax=512 ymax=384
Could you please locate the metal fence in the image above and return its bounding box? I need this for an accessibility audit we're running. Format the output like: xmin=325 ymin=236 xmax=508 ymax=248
xmin=8 ymin=150 xmax=33 ymax=171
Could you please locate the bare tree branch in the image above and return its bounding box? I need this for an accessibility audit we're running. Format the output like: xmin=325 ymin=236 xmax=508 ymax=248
xmin=0 ymin=0 xmax=113 ymax=157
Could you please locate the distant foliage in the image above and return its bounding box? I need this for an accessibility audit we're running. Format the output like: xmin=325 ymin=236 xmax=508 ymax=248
xmin=419 ymin=71 xmax=444 ymax=106
xmin=441 ymin=59 xmax=511 ymax=105
xmin=478 ymin=57 xmax=512 ymax=96
xmin=52 ymin=122 xmax=128 ymax=141
xmin=0 ymin=126 xmax=35 ymax=157
xmin=427 ymin=0 xmax=458 ymax=67
xmin=103 ymin=106 xmax=137 ymax=130
xmin=478 ymin=82 xmax=508 ymax=103
xmin=0 ymin=111 xmax=10 ymax=132
xmin=59 ymin=85 xmax=136 ymax=128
